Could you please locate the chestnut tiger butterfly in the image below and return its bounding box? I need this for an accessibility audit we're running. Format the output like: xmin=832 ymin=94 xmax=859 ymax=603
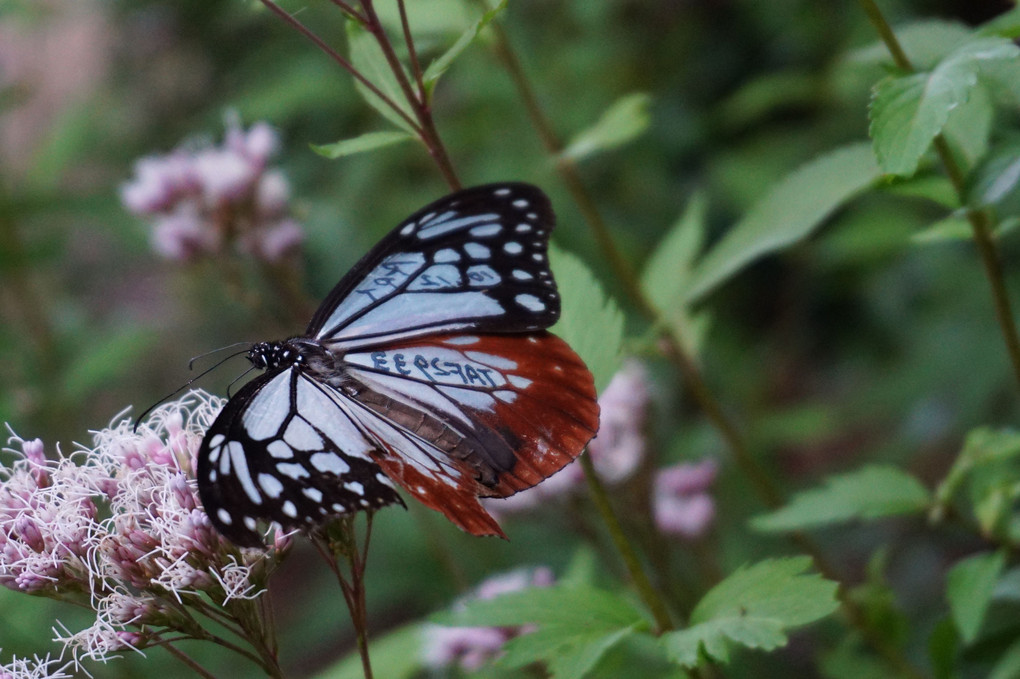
xmin=198 ymin=182 xmax=600 ymax=547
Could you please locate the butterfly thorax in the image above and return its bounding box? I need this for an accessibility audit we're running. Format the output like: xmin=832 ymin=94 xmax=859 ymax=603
xmin=248 ymin=338 xmax=341 ymax=372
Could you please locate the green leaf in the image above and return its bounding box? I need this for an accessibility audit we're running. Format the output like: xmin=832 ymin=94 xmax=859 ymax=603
xmin=977 ymin=7 xmax=1020 ymax=39
xmin=941 ymin=79 xmax=994 ymax=173
xmin=640 ymin=193 xmax=711 ymax=356
xmin=313 ymin=623 xmax=423 ymax=679
xmin=933 ymin=428 xmax=1020 ymax=511
xmin=947 ymin=550 xmax=1006 ymax=643
xmin=687 ymin=142 xmax=881 ymax=302
xmin=561 ymin=93 xmax=653 ymax=161
xmin=346 ymin=21 xmax=417 ymax=133
xmin=968 ymin=136 xmax=1020 ymax=210
xmin=311 ymin=130 xmax=415 ymax=159
xmin=501 ymin=625 xmax=639 ymax=679
xmin=880 ymin=174 xmax=959 ymax=208
xmin=433 ymin=585 xmax=648 ymax=631
xmin=433 ymin=585 xmax=650 ymax=679
xmin=751 ymin=465 xmax=930 ymax=532
xmin=661 ymin=557 xmax=839 ymax=668
xmin=422 ymin=0 xmax=507 ymax=94
xmin=549 ymin=245 xmax=625 ymax=393
xmin=869 ymin=38 xmax=1019 ymax=176
xmin=910 ymin=215 xmax=971 ymax=244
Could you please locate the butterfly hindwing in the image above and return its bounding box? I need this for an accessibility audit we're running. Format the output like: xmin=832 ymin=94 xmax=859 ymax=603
xmin=307 ymin=183 xmax=560 ymax=348
xmin=197 ymin=368 xmax=403 ymax=547
xmin=340 ymin=332 xmax=599 ymax=537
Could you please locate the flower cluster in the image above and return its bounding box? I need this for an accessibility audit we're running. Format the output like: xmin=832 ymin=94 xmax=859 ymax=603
xmin=421 ymin=567 xmax=554 ymax=671
xmin=653 ymin=458 xmax=718 ymax=538
xmin=121 ymin=120 xmax=302 ymax=263
xmin=0 ymin=652 xmax=72 ymax=679
xmin=0 ymin=391 xmax=287 ymax=670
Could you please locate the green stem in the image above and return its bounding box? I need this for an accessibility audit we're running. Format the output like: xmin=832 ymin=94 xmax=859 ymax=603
xmin=579 ymin=454 xmax=676 ymax=632
xmin=161 ymin=643 xmax=220 ymax=679
xmin=859 ymin=0 xmax=1020 ymax=392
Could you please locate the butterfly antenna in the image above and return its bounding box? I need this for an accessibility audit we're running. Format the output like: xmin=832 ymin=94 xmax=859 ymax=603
xmin=188 ymin=341 xmax=252 ymax=371
xmin=133 ymin=347 xmax=252 ymax=432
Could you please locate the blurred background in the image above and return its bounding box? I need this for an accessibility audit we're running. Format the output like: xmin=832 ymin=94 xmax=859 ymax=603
xmin=2 ymin=0 xmax=1018 ymax=676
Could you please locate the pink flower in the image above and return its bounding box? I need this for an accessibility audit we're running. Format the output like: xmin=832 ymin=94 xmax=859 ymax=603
xmin=0 ymin=391 xmax=288 ymax=670
xmin=121 ymin=120 xmax=302 ymax=263
xmin=653 ymin=459 xmax=719 ymax=539
xmin=422 ymin=567 xmax=554 ymax=671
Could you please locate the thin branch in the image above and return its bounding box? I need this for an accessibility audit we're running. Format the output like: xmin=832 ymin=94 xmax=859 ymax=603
xmin=579 ymin=455 xmax=675 ymax=632
xmin=257 ymin=0 xmax=424 ymax=135
xmin=397 ymin=0 xmax=427 ymax=101
xmin=358 ymin=0 xmax=462 ymax=190
xmin=161 ymin=643 xmax=219 ymax=679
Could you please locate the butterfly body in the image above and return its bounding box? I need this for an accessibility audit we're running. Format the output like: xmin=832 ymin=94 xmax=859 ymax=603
xmin=197 ymin=183 xmax=599 ymax=547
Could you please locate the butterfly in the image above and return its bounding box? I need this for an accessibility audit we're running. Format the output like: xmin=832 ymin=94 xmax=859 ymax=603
xmin=197 ymin=183 xmax=600 ymax=547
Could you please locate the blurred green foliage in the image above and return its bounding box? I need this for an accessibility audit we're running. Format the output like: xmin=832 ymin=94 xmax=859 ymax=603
xmin=5 ymin=0 xmax=1020 ymax=677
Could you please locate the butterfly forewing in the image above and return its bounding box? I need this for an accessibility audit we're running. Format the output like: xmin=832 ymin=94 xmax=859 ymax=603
xmin=308 ymin=184 xmax=560 ymax=348
xmin=198 ymin=368 xmax=403 ymax=547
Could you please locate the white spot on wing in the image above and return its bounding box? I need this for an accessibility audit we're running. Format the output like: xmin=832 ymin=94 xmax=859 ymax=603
xmin=515 ymin=294 xmax=546 ymax=312
xmin=242 ymin=371 xmax=292 ymax=441
xmin=466 ymin=351 xmax=517 ymax=370
xmin=284 ymin=417 xmax=323 ymax=451
xmin=494 ymin=188 xmax=511 ymax=196
xmin=513 ymin=199 xmax=529 ymax=208
xmin=268 ymin=440 xmax=293 ymax=459
xmin=434 ymin=248 xmax=460 ymax=262
xmin=508 ymin=375 xmax=533 ymax=388
xmin=495 ymin=390 xmax=517 ymax=403
xmin=258 ymin=473 xmax=284 ymax=499
xmin=470 ymin=223 xmax=502 ymax=237
xmin=418 ymin=213 xmax=500 ymax=240
xmin=504 ymin=242 xmax=523 ymax=255
xmin=310 ymin=452 xmax=351 ymax=475
xmin=444 ymin=335 xmax=479 ymax=345
xmin=464 ymin=242 xmax=490 ymax=259
xmin=209 ymin=434 xmax=225 ymax=448
xmin=244 ymin=516 xmax=257 ymax=530
xmin=512 ymin=269 xmax=533 ymax=281
xmin=217 ymin=509 xmax=233 ymax=525
xmin=277 ymin=462 xmax=309 ymax=480
xmin=516 ymin=223 xmax=531 ymax=233
xmin=230 ymin=442 xmax=262 ymax=505
xmin=400 ymin=223 xmax=414 ymax=235
xmin=344 ymin=481 xmax=365 ymax=495
xmin=282 ymin=501 xmax=298 ymax=518
xmin=303 ymin=487 xmax=323 ymax=502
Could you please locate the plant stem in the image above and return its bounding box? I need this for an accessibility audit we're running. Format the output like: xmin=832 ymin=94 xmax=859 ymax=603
xmin=162 ymin=643 xmax=219 ymax=679
xmin=858 ymin=0 xmax=1020 ymax=392
xmin=257 ymin=0 xmax=423 ymax=135
xmin=358 ymin=0 xmax=462 ymax=190
xmin=314 ymin=517 xmax=376 ymax=679
xmin=579 ymin=454 xmax=676 ymax=632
